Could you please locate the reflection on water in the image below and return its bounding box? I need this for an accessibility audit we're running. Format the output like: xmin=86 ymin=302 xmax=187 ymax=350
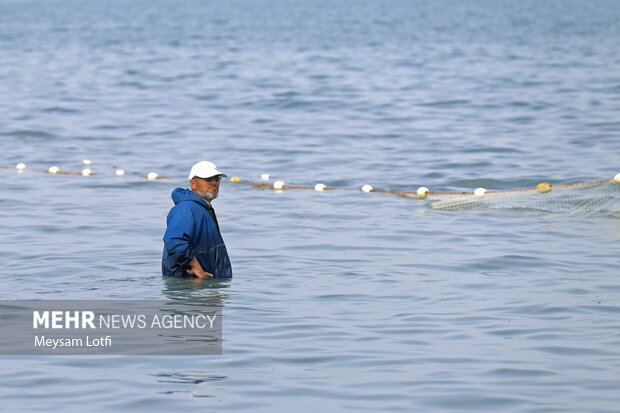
xmin=162 ymin=276 xmax=231 ymax=304
xmin=157 ymin=278 xmax=230 ymax=401
xmin=154 ymin=370 xmax=227 ymax=385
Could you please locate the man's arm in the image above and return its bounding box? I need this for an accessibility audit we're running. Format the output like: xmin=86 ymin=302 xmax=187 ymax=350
xmin=163 ymin=205 xmax=199 ymax=276
xmin=185 ymin=257 xmax=213 ymax=278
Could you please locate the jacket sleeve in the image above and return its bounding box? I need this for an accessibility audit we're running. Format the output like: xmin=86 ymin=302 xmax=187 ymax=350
xmin=162 ymin=204 xmax=196 ymax=275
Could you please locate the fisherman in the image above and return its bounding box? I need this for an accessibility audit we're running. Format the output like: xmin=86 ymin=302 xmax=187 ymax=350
xmin=162 ymin=161 xmax=232 ymax=278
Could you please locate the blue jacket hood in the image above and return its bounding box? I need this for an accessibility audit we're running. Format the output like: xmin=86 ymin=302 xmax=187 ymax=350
xmin=171 ymin=187 xmax=210 ymax=207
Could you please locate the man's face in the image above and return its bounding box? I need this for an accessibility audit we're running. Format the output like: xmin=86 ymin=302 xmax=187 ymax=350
xmin=190 ymin=176 xmax=222 ymax=202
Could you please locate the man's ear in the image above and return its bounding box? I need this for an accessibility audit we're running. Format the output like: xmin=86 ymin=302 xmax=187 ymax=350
xmin=189 ymin=178 xmax=196 ymax=190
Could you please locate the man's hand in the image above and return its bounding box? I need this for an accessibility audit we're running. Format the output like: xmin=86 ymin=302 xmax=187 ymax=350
xmin=186 ymin=257 xmax=213 ymax=279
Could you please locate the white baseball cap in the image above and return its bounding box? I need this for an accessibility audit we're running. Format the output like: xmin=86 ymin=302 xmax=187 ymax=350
xmin=188 ymin=161 xmax=227 ymax=179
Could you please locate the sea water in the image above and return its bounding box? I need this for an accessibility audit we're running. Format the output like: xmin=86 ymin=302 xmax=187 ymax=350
xmin=0 ymin=0 xmax=619 ymax=411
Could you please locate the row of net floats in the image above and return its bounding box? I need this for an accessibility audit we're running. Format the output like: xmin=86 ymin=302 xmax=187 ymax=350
xmin=2 ymin=161 xmax=619 ymax=200
xmin=3 ymin=161 xmax=164 ymax=180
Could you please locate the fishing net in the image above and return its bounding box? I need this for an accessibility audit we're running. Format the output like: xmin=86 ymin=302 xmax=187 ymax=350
xmin=425 ymin=179 xmax=620 ymax=215
xmin=2 ymin=163 xmax=619 ymax=215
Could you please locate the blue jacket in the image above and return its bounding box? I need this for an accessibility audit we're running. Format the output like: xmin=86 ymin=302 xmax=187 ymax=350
xmin=162 ymin=188 xmax=233 ymax=278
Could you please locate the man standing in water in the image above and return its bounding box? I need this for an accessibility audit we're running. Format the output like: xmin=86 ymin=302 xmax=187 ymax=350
xmin=162 ymin=161 xmax=233 ymax=279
